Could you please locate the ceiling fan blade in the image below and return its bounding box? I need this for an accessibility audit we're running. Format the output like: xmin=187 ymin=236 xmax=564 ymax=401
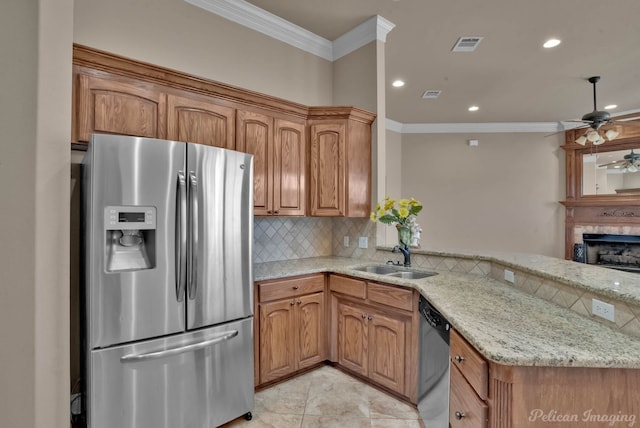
xmin=545 ymin=130 xmax=566 ymax=137
xmin=545 ymin=123 xmax=589 ymax=138
xmin=597 ymin=160 xmax=623 ymax=168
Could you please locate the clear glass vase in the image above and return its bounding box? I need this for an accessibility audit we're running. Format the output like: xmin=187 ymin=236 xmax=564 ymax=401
xmin=397 ymin=225 xmax=412 ymax=248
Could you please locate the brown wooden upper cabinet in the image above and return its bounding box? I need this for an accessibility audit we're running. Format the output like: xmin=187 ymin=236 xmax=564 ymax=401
xmin=166 ymin=93 xmax=235 ymax=149
xmin=73 ymin=70 xmax=167 ymax=143
xmin=236 ymin=111 xmax=306 ymax=216
xmin=72 ymin=45 xmax=375 ymax=218
xmin=308 ymin=107 xmax=375 ymax=217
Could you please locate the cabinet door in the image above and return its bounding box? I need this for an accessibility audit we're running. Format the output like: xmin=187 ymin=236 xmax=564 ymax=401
xmin=259 ymin=299 xmax=295 ymax=383
xmin=237 ymin=110 xmax=274 ymax=216
xmin=337 ymin=301 xmax=368 ymax=376
xmin=295 ymin=292 xmax=326 ymax=369
xmin=309 ymin=122 xmax=346 ymax=216
xmin=75 ymin=72 xmax=165 ymax=143
xmin=166 ymin=93 xmax=235 ymax=149
xmin=273 ymin=119 xmax=306 ymax=216
xmin=368 ymin=311 xmax=406 ymax=394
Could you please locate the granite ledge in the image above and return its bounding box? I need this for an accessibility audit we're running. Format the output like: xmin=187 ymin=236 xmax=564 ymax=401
xmin=395 ymin=247 xmax=640 ymax=307
xmin=254 ymin=256 xmax=640 ymax=370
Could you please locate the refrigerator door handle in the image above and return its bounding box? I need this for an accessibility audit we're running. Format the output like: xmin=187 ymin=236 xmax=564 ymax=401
xmin=119 ymin=330 xmax=239 ymax=363
xmin=188 ymin=171 xmax=198 ymax=300
xmin=176 ymin=171 xmax=188 ymax=302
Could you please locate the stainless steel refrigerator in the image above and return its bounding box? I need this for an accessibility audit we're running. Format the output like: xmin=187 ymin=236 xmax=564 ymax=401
xmin=82 ymin=134 xmax=255 ymax=428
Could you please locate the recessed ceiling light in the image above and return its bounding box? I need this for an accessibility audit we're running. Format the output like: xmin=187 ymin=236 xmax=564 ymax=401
xmin=468 ymin=105 xmax=479 ymax=112
xmin=605 ymin=104 xmax=617 ymax=110
xmin=392 ymin=80 xmax=405 ymax=88
xmin=543 ymin=38 xmax=561 ymax=48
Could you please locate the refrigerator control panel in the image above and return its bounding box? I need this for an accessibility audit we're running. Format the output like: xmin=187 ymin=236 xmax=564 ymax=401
xmin=104 ymin=206 xmax=156 ymax=230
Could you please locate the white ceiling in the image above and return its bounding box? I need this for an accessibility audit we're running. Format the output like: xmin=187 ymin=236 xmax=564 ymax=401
xmin=242 ymin=0 xmax=640 ymax=127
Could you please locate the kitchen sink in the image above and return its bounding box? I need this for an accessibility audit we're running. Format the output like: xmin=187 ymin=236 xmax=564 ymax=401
xmin=352 ymin=265 xmax=437 ymax=280
xmin=387 ymin=270 xmax=436 ymax=279
xmin=353 ymin=265 xmax=398 ymax=275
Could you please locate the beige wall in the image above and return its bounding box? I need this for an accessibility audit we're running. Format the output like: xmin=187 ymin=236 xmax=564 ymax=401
xmin=402 ymin=133 xmax=566 ymax=257
xmin=73 ymin=0 xmax=333 ymax=106
xmin=381 ymin=129 xmax=403 ymax=245
xmin=0 ymin=1 xmax=73 ymax=428
xmin=332 ymin=42 xmax=377 ymax=111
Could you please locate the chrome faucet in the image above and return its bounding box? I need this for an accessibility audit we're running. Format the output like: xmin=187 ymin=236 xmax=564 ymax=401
xmin=392 ymin=244 xmax=411 ymax=267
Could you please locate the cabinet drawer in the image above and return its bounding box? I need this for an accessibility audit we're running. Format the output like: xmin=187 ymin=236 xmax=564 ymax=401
xmin=450 ymin=329 xmax=489 ymax=400
xmin=258 ymin=274 xmax=324 ymax=302
xmin=450 ymin=364 xmax=488 ymax=428
xmin=367 ymin=282 xmax=414 ymax=311
xmin=329 ymin=275 xmax=366 ymax=299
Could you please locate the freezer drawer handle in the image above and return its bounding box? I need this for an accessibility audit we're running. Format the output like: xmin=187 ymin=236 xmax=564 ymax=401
xmin=120 ymin=330 xmax=239 ymax=363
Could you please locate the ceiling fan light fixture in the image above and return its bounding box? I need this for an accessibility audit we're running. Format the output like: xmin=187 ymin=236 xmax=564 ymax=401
xmin=605 ymin=129 xmax=619 ymax=141
xmin=586 ymin=130 xmax=601 ymax=142
xmin=575 ymin=135 xmax=588 ymax=145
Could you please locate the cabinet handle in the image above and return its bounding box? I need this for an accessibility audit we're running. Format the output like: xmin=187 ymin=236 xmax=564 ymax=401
xmin=454 ymin=355 xmax=465 ymax=363
xmin=297 ymin=299 xmax=302 ymax=305
xmin=267 ymin=210 xmax=272 ymax=214
xmin=293 ymin=285 xmax=299 ymax=290
xmin=455 ymin=411 xmax=465 ymax=420
xmin=290 ymin=300 xmax=295 ymax=305
xmin=367 ymin=315 xmax=373 ymax=320
xmin=274 ymin=210 xmax=279 ymax=214
xmin=361 ymin=313 xmax=366 ymax=319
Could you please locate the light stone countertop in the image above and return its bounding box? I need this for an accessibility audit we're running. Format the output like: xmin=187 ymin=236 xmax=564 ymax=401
xmin=254 ymin=256 xmax=640 ymax=369
xmin=410 ymin=248 xmax=640 ymax=306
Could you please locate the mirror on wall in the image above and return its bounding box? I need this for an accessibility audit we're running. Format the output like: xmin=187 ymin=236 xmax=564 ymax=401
xmin=582 ymin=148 xmax=640 ymax=196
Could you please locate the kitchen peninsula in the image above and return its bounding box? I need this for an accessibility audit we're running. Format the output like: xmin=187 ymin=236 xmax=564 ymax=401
xmin=254 ymin=250 xmax=640 ymax=428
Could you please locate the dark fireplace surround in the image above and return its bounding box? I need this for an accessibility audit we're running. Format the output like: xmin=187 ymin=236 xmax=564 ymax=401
xmin=574 ymin=234 xmax=640 ymax=273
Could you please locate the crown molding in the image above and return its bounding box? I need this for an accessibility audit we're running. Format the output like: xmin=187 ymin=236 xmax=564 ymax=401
xmin=333 ymin=16 xmax=395 ymax=60
xmin=185 ymin=0 xmax=333 ymax=60
xmin=385 ymin=119 xmax=562 ymax=134
xmin=185 ymin=0 xmax=394 ymax=61
xmin=385 ymin=119 xmax=404 ymax=133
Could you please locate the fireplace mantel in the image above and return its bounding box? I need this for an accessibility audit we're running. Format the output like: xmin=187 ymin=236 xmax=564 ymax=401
xmin=561 ymin=119 xmax=640 ymax=260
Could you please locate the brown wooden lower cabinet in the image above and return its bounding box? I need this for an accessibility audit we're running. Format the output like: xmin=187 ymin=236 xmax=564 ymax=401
xmin=255 ymin=274 xmax=640 ymax=427
xmin=329 ymin=274 xmax=419 ymax=402
xmin=336 ymin=299 xmax=407 ymax=394
xmin=451 ymin=328 xmax=640 ymax=428
xmin=450 ymin=363 xmax=488 ymax=428
xmin=256 ymin=274 xmax=326 ymax=385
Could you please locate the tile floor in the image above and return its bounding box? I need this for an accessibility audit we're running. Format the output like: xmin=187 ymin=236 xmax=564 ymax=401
xmin=220 ymin=365 xmax=425 ymax=428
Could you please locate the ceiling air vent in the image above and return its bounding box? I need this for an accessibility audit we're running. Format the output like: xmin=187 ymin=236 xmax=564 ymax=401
xmin=452 ymin=36 xmax=483 ymax=52
xmin=422 ymin=90 xmax=442 ymax=99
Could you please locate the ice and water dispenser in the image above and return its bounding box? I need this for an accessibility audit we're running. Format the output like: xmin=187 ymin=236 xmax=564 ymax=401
xmin=104 ymin=206 xmax=156 ymax=272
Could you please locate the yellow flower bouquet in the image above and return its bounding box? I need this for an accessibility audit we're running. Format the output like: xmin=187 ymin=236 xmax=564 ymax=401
xmin=370 ymin=197 xmax=423 ymax=247
xmin=370 ymin=197 xmax=423 ymax=226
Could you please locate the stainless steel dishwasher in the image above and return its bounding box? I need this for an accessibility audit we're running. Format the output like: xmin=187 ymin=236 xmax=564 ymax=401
xmin=417 ymin=296 xmax=451 ymax=427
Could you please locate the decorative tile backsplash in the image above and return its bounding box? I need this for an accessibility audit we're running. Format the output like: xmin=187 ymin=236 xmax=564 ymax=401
xmin=253 ymin=217 xmax=333 ymax=263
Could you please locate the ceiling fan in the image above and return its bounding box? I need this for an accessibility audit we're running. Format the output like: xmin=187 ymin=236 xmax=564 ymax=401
xmin=598 ymin=150 xmax=640 ymax=172
xmin=564 ymin=76 xmax=640 ymax=145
